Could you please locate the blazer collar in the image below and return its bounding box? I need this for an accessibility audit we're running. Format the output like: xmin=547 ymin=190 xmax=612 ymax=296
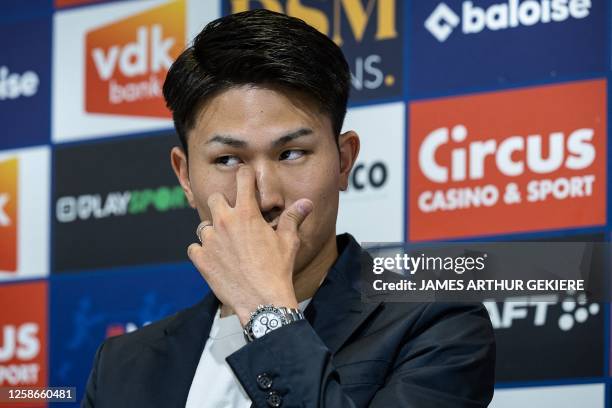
xmin=148 ymin=233 xmax=382 ymax=407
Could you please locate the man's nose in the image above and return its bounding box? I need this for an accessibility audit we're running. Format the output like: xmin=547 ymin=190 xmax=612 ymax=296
xmin=252 ymin=161 xmax=285 ymax=217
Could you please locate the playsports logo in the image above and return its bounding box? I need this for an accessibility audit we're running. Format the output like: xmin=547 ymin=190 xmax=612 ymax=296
xmin=85 ymin=0 xmax=185 ymax=117
xmin=425 ymin=0 xmax=592 ymax=42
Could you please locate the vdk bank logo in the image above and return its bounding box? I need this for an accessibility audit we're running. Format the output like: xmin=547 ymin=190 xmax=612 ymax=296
xmin=227 ymin=0 xmax=401 ymax=101
xmin=425 ymin=0 xmax=592 ymax=42
xmin=0 ymin=158 xmax=18 ymax=272
xmin=85 ymin=0 xmax=185 ymax=117
xmin=409 ymin=79 xmax=606 ymax=240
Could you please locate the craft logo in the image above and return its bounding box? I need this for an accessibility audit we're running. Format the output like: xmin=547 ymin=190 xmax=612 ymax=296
xmin=0 ymin=158 xmax=18 ymax=272
xmin=226 ymin=0 xmax=402 ymax=101
xmin=425 ymin=0 xmax=592 ymax=42
xmin=0 ymin=66 xmax=40 ymax=101
xmin=485 ymin=293 xmax=600 ymax=332
xmin=486 ymin=290 xmax=604 ymax=381
xmin=0 ymin=282 xmax=47 ymax=387
xmin=409 ymin=79 xmax=606 ymax=240
xmin=55 ymin=185 xmax=188 ymax=223
xmin=85 ymin=0 xmax=185 ymax=117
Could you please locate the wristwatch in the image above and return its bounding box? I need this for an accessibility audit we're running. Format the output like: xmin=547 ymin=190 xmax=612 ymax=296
xmin=243 ymin=304 xmax=305 ymax=342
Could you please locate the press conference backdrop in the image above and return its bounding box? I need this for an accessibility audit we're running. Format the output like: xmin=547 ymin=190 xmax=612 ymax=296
xmin=0 ymin=0 xmax=609 ymax=406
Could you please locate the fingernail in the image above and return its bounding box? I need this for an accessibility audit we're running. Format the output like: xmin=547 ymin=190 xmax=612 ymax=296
xmin=297 ymin=200 xmax=313 ymax=215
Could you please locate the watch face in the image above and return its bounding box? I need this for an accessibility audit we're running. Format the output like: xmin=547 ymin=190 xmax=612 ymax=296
xmin=252 ymin=311 xmax=283 ymax=338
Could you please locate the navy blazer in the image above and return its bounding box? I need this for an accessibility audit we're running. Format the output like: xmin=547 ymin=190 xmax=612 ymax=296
xmin=82 ymin=233 xmax=496 ymax=407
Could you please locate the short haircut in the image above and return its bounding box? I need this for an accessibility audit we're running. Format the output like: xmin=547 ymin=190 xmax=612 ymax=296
xmin=162 ymin=9 xmax=350 ymax=156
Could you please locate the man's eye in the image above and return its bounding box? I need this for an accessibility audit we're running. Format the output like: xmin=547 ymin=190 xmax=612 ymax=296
xmin=215 ymin=155 xmax=242 ymax=167
xmin=279 ymin=150 xmax=306 ymax=161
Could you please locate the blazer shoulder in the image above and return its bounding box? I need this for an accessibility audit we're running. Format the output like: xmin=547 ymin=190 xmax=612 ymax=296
xmin=100 ymin=298 xmax=207 ymax=352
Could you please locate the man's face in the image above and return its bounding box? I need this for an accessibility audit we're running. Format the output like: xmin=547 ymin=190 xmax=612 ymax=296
xmin=171 ymin=85 xmax=358 ymax=272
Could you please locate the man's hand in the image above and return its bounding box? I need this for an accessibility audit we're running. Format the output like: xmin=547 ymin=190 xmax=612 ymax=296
xmin=187 ymin=165 xmax=313 ymax=326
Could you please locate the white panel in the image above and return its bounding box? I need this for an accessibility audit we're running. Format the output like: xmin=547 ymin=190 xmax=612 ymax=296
xmin=337 ymin=102 xmax=405 ymax=243
xmin=0 ymin=145 xmax=50 ymax=280
xmin=490 ymin=384 xmax=605 ymax=408
xmin=52 ymin=0 xmax=220 ymax=142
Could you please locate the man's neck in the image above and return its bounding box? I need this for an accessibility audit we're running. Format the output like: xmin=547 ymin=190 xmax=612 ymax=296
xmin=220 ymin=233 xmax=339 ymax=318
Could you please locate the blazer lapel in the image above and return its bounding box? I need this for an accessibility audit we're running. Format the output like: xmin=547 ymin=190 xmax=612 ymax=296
xmin=144 ymin=290 xmax=220 ymax=408
xmin=303 ymin=235 xmax=383 ymax=354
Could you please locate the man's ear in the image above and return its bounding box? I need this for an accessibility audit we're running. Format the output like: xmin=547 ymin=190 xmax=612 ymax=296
xmin=170 ymin=146 xmax=196 ymax=208
xmin=338 ymin=130 xmax=360 ymax=191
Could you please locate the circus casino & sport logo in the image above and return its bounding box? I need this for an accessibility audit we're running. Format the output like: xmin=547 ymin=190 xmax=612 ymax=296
xmin=0 ymin=282 xmax=47 ymax=388
xmin=408 ymin=79 xmax=606 ymax=241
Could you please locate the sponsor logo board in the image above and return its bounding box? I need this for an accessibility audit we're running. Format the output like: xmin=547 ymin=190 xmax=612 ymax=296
xmin=0 ymin=146 xmax=50 ymax=280
xmin=338 ymin=102 xmax=404 ymax=242
xmin=224 ymin=0 xmax=403 ymax=103
xmin=411 ymin=0 xmax=606 ymax=95
xmin=0 ymin=17 xmax=51 ymax=149
xmin=53 ymin=134 xmax=199 ymax=272
xmin=408 ymin=79 xmax=606 ymax=241
xmin=53 ymin=0 xmax=220 ymax=142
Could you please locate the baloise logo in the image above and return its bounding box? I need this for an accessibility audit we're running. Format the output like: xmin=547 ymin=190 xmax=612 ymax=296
xmin=0 ymin=66 xmax=39 ymax=101
xmin=425 ymin=0 xmax=592 ymax=42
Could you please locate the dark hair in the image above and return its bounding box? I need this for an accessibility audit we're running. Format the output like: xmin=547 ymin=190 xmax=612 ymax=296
xmin=162 ymin=9 xmax=350 ymax=155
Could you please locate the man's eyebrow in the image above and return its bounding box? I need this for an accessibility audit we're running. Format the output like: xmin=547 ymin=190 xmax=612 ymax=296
xmin=205 ymin=128 xmax=314 ymax=149
xmin=271 ymin=128 xmax=313 ymax=148
xmin=205 ymin=135 xmax=247 ymax=148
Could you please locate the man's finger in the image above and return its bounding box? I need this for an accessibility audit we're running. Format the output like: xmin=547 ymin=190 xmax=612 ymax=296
xmin=235 ymin=165 xmax=258 ymax=211
xmin=187 ymin=242 xmax=210 ymax=282
xmin=207 ymin=192 xmax=229 ymax=223
xmin=276 ymin=199 xmax=313 ymax=235
xmin=187 ymin=243 xmax=202 ymax=260
xmin=196 ymin=220 xmax=213 ymax=244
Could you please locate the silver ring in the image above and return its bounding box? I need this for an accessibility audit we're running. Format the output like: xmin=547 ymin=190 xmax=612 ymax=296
xmin=196 ymin=221 xmax=213 ymax=244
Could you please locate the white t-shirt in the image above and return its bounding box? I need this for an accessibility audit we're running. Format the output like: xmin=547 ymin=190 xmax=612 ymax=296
xmin=185 ymin=298 xmax=312 ymax=408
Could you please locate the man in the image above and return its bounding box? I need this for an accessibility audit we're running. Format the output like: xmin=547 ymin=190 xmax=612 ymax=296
xmin=82 ymin=9 xmax=495 ymax=408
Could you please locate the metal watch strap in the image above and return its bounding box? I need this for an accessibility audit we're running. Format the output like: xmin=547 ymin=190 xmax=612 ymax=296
xmin=278 ymin=306 xmax=305 ymax=323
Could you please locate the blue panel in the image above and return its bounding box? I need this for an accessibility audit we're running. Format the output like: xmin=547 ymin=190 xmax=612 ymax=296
xmin=48 ymin=263 xmax=209 ymax=406
xmin=0 ymin=16 xmax=51 ymax=149
xmin=410 ymin=0 xmax=608 ymax=97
